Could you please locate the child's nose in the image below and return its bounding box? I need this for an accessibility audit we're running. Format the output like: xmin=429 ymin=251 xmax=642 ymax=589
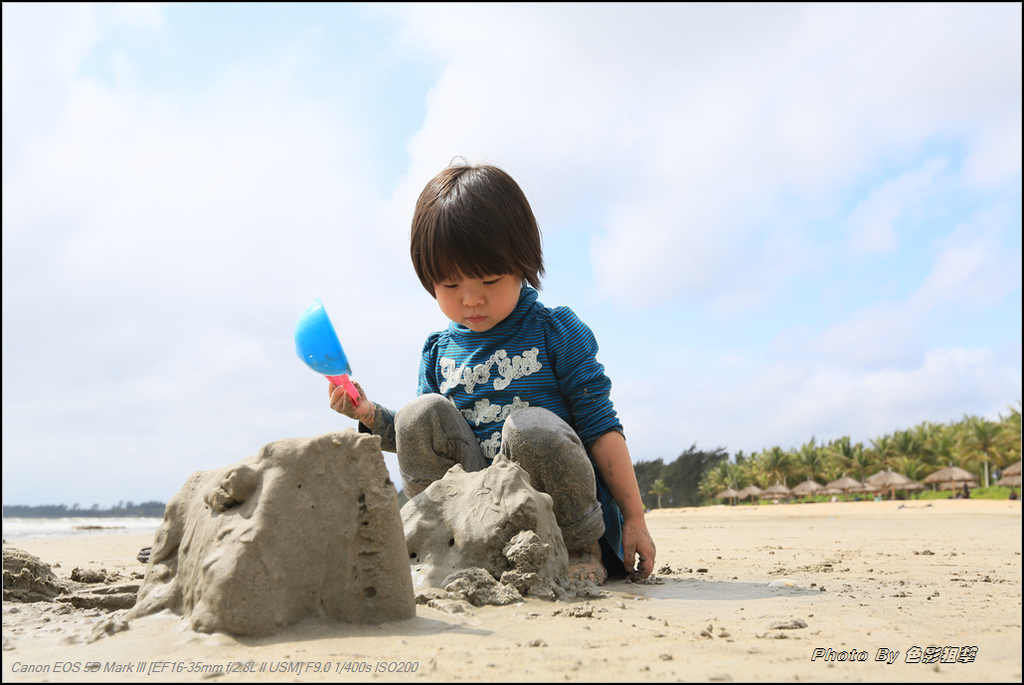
xmin=462 ymin=287 xmax=485 ymax=307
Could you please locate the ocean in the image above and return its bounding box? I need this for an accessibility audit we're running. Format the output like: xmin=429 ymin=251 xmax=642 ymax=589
xmin=2 ymin=516 xmax=162 ymax=540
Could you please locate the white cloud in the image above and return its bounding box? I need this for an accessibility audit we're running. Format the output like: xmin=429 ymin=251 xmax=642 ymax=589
xmin=107 ymin=2 xmax=165 ymax=31
xmin=386 ymin=4 xmax=1021 ymax=309
xmin=1 ymin=3 xmax=100 ymax=173
xmin=799 ymin=203 xmax=1021 ymax=368
xmin=769 ymin=347 xmax=1019 ymax=448
xmin=2 ymin=5 xmax=436 ymax=506
xmin=805 ymin=302 xmax=920 ymax=368
xmin=914 ymin=226 xmax=1023 ymax=311
xmin=845 ymin=158 xmax=947 ymax=255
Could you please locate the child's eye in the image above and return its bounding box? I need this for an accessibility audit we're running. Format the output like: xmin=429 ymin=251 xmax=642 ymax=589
xmin=483 ymin=276 xmax=503 ymax=285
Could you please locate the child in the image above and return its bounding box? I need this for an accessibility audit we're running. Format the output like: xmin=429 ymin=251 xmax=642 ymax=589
xmin=329 ymin=161 xmax=656 ymax=583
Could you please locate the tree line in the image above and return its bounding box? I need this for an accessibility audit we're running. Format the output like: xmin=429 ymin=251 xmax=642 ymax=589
xmin=634 ymin=402 xmax=1021 ymax=509
xmin=3 ymin=501 xmax=167 ymax=518
xmin=634 ymin=444 xmax=730 ymax=510
xmin=697 ymin=403 xmax=1021 ymax=504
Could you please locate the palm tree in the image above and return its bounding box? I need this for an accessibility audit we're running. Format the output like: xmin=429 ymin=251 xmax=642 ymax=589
xmin=960 ymin=416 xmax=1004 ymax=487
xmin=923 ymin=428 xmax=957 ymax=469
xmin=699 ymin=465 xmax=724 ymax=503
xmin=848 ymin=441 xmax=874 ymax=482
xmin=700 ymin=460 xmax=744 ymax=504
xmin=870 ymin=434 xmax=895 ymax=468
xmin=648 ymin=478 xmax=670 ymax=509
xmin=721 ymin=460 xmax=742 ymax=489
xmin=699 ymin=468 xmax=722 ymax=502
xmin=736 ymin=451 xmax=760 ymax=489
xmin=757 ymin=446 xmax=792 ymax=487
xmin=891 ymin=455 xmax=929 ymax=483
xmin=796 ymin=437 xmax=827 ymax=484
xmin=913 ymin=421 xmax=938 ymax=447
xmin=997 ymin=402 xmax=1022 ymax=467
xmin=893 ymin=429 xmax=922 ymax=459
xmin=827 ymin=436 xmax=858 ymax=480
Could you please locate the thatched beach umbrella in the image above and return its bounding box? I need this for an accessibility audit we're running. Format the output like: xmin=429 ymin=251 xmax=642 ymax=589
xmin=924 ymin=465 xmax=978 ymax=491
xmin=868 ymin=469 xmax=919 ymax=500
xmin=763 ymin=482 xmax=791 ymax=501
xmin=741 ymin=483 xmax=765 ymax=499
xmin=716 ymin=488 xmax=740 ymax=505
xmin=866 ymin=470 xmax=890 ymax=486
xmin=791 ymin=479 xmax=824 ymax=498
xmin=825 ymin=475 xmax=862 ymax=495
xmin=996 ymin=461 xmax=1020 ymax=497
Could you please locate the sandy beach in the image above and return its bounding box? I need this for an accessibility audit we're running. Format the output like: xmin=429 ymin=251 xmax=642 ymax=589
xmin=3 ymin=499 xmax=1021 ymax=682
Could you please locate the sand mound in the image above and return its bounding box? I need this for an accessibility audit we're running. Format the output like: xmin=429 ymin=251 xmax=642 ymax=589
xmin=402 ymin=454 xmax=602 ymax=605
xmin=2 ymin=546 xmax=139 ymax=610
xmin=128 ymin=429 xmax=415 ymax=635
xmin=2 ymin=547 xmax=66 ymax=603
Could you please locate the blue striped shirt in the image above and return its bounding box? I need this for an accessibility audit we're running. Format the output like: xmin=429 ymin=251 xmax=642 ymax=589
xmin=418 ymin=285 xmax=625 ymax=565
xmin=418 ymin=285 xmax=622 ymax=454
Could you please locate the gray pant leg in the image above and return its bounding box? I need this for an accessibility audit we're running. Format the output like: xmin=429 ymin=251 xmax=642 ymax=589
xmin=395 ymin=394 xmax=488 ymax=498
xmin=500 ymin=407 xmax=605 ymax=552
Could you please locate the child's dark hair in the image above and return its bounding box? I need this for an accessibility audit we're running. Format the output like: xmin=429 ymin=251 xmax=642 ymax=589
xmin=410 ymin=161 xmax=544 ymax=296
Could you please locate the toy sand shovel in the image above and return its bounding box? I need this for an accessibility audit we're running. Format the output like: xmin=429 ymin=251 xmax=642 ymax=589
xmin=294 ymin=298 xmax=360 ymax=406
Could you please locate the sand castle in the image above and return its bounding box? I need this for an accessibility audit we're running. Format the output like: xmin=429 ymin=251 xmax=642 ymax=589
xmin=128 ymin=429 xmax=599 ymax=635
xmin=128 ymin=430 xmax=415 ymax=636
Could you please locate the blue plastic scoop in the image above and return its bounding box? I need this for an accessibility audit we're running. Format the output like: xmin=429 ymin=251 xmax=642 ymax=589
xmin=294 ymin=298 xmax=360 ymax=406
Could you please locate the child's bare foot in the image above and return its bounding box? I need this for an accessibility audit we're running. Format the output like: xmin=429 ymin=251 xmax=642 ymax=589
xmin=568 ymin=540 xmax=607 ymax=585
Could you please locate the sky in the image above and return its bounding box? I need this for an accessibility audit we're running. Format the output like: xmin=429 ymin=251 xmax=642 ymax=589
xmin=2 ymin=3 xmax=1021 ymax=509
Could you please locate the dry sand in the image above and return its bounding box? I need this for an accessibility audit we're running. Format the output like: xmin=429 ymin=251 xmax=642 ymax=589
xmin=4 ymin=499 xmax=1020 ymax=682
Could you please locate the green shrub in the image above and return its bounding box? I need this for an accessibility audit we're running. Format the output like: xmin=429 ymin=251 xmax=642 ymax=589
xmin=967 ymin=486 xmax=1015 ymax=500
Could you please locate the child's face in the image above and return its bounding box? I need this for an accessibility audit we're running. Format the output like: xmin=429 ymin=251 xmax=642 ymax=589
xmin=433 ymin=274 xmax=521 ymax=332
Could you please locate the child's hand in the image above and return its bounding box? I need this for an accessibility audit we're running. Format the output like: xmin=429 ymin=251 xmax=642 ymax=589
xmin=328 ymin=379 xmax=375 ymax=427
xmin=623 ymin=517 xmax=656 ymax=580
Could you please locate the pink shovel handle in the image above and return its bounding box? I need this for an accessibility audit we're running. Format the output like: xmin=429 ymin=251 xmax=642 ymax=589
xmin=326 ymin=373 xmax=360 ymax=407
